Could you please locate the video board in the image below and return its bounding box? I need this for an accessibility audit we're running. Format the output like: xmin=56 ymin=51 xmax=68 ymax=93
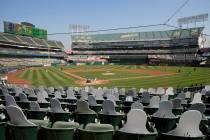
xmin=4 ymin=21 xmax=47 ymax=39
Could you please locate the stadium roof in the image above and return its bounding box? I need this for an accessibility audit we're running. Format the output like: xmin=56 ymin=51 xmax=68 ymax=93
xmin=72 ymin=27 xmax=204 ymax=43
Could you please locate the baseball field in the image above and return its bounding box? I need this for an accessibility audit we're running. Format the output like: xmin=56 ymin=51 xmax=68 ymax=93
xmin=7 ymin=65 xmax=210 ymax=89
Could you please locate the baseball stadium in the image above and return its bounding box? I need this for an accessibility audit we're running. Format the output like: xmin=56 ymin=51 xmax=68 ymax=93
xmin=1 ymin=0 xmax=210 ymax=140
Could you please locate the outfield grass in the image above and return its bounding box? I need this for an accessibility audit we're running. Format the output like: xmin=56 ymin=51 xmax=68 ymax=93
xmin=16 ymin=65 xmax=210 ymax=89
xmin=17 ymin=67 xmax=77 ymax=87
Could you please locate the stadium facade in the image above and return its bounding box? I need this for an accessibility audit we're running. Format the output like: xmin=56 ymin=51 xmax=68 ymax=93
xmin=0 ymin=21 xmax=65 ymax=74
xmin=70 ymin=27 xmax=206 ymax=65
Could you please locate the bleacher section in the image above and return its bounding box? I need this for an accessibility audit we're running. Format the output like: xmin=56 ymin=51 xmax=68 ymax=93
xmin=71 ymin=27 xmax=204 ymax=65
xmin=0 ymin=32 xmax=65 ymax=68
xmin=0 ymin=58 xmax=64 ymax=67
xmin=0 ymin=32 xmax=64 ymax=50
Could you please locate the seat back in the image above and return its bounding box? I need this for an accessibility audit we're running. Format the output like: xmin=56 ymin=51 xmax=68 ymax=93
xmin=88 ymin=95 xmax=98 ymax=106
xmin=107 ymin=95 xmax=117 ymax=106
xmin=205 ymin=85 xmax=210 ymax=91
xmin=66 ymin=89 xmax=77 ymax=99
xmin=156 ymin=87 xmax=165 ymax=95
xmin=141 ymin=92 xmax=150 ymax=104
xmin=19 ymin=93 xmax=29 ymax=102
xmin=6 ymin=105 xmax=36 ymax=126
xmin=185 ymin=91 xmax=192 ymax=99
xmin=50 ymin=98 xmax=65 ymax=113
xmin=168 ymin=110 xmax=203 ymax=137
xmin=5 ymin=95 xmax=17 ymax=107
xmin=190 ymin=93 xmax=203 ymax=104
xmin=76 ymin=100 xmax=95 ymax=114
xmin=148 ymin=88 xmax=156 ymax=94
xmin=120 ymin=109 xmax=150 ymax=134
xmin=40 ymin=90 xmax=49 ymax=99
xmin=147 ymin=96 xmax=160 ymax=108
xmin=127 ymin=88 xmax=137 ymax=97
xmin=80 ymin=90 xmax=88 ymax=100
xmin=166 ymin=87 xmax=174 ymax=95
xmin=27 ymin=88 xmax=37 ymax=98
xmin=2 ymin=87 xmax=9 ymax=96
xmin=47 ymin=87 xmax=54 ymax=94
xmin=84 ymin=86 xmax=90 ymax=93
xmin=189 ymin=103 xmax=206 ymax=114
xmin=102 ymin=100 xmax=119 ymax=115
xmin=161 ymin=94 xmax=168 ymax=102
xmin=125 ymin=96 xmax=133 ymax=102
xmin=54 ymin=91 xmax=62 ymax=99
xmin=139 ymin=88 xmax=147 ymax=93
xmin=172 ymin=98 xmax=182 ymax=109
xmin=131 ymin=102 xmax=143 ymax=110
xmin=177 ymin=92 xmax=186 ymax=100
xmin=119 ymin=88 xmax=125 ymax=96
xmin=153 ymin=101 xmax=176 ymax=118
xmin=95 ymin=90 xmax=104 ymax=101
xmin=14 ymin=86 xmax=23 ymax=97
xmin=37 ymin=92 xmax=48 ymax=103
xmin=30 ymin=101 xmax=40 ymax=111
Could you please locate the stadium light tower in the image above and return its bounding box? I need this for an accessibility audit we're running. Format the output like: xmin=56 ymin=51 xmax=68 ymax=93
xmin=69 ymin=24 xmax=90 ymax=35
xmin=177 ymin=13 xmax=208 ymax=28
xmin=69 ymin=24 xmax=90 ymax=49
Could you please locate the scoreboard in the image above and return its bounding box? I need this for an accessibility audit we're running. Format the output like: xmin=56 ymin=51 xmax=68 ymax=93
xmin=3 ymin=21 xmax=47 ymax=39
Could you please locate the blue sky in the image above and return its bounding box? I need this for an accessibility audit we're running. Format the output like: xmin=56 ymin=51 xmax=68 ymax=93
xmin=0 ymin=0 xmax=209 ymax=49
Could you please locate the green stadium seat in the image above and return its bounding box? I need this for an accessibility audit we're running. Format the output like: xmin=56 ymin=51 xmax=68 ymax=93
xmin=38 ymin=121 xmax=79 ymax=140
xmin=5 ymin=94 xmax=17 ymax=107
xmin=140 ymin=92 xmax=150 ymax=106
xmin=29 ymin=119 xmax=50 ymax=127
xmin=36 ymin=91 xmax=50 ymax=108
xmin=77 ymin=123 xmax=114 ymax=140
xmin=189 ymin=103 xmax=208 ymax=134
xmin=115 ymin=109 xmax=157 ymax=140
xmin=161 ymin=110 xmax=205 ymax=140
xmin=16 ymin=93 xmax=31 ymax=110
xmin=88 ymin=95 xmax=102 ymax=113
xmin=48 ymin=99 xmax=70 ymax=123
xmin=74 ymin=100 xmax=96 ymax=128
xmin=65 ymin=88 xmax=77 ymax=104
xmin=26 ymin=101 xmax=48 ymax=120
xmin=24 ymin=88 xmax=37 ymax=101
xmin=6 ymin=105 xmax=38 ymax=140
xmin=0 ymin=122 xmax=6 ymax=140
xmin=144 ymin=96 xmax=160 ymax=115
xmin=172 ymin=98 xmax=184 ymax=115
xmin=151 ymin=101 xmax=178 ymax=133
xmin=98 ymin=100 xmax=124 ymax=130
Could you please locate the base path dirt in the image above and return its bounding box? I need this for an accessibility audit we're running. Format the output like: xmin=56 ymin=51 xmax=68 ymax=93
xmin=62 ymin=71 xmax=85 ymax=80
xmin=6 ymin=69 xmax=31 ymax=85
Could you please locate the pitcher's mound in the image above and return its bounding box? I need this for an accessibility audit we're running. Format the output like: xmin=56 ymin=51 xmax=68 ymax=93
xmin=75 ymin=79 xmax=109 ymax=86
